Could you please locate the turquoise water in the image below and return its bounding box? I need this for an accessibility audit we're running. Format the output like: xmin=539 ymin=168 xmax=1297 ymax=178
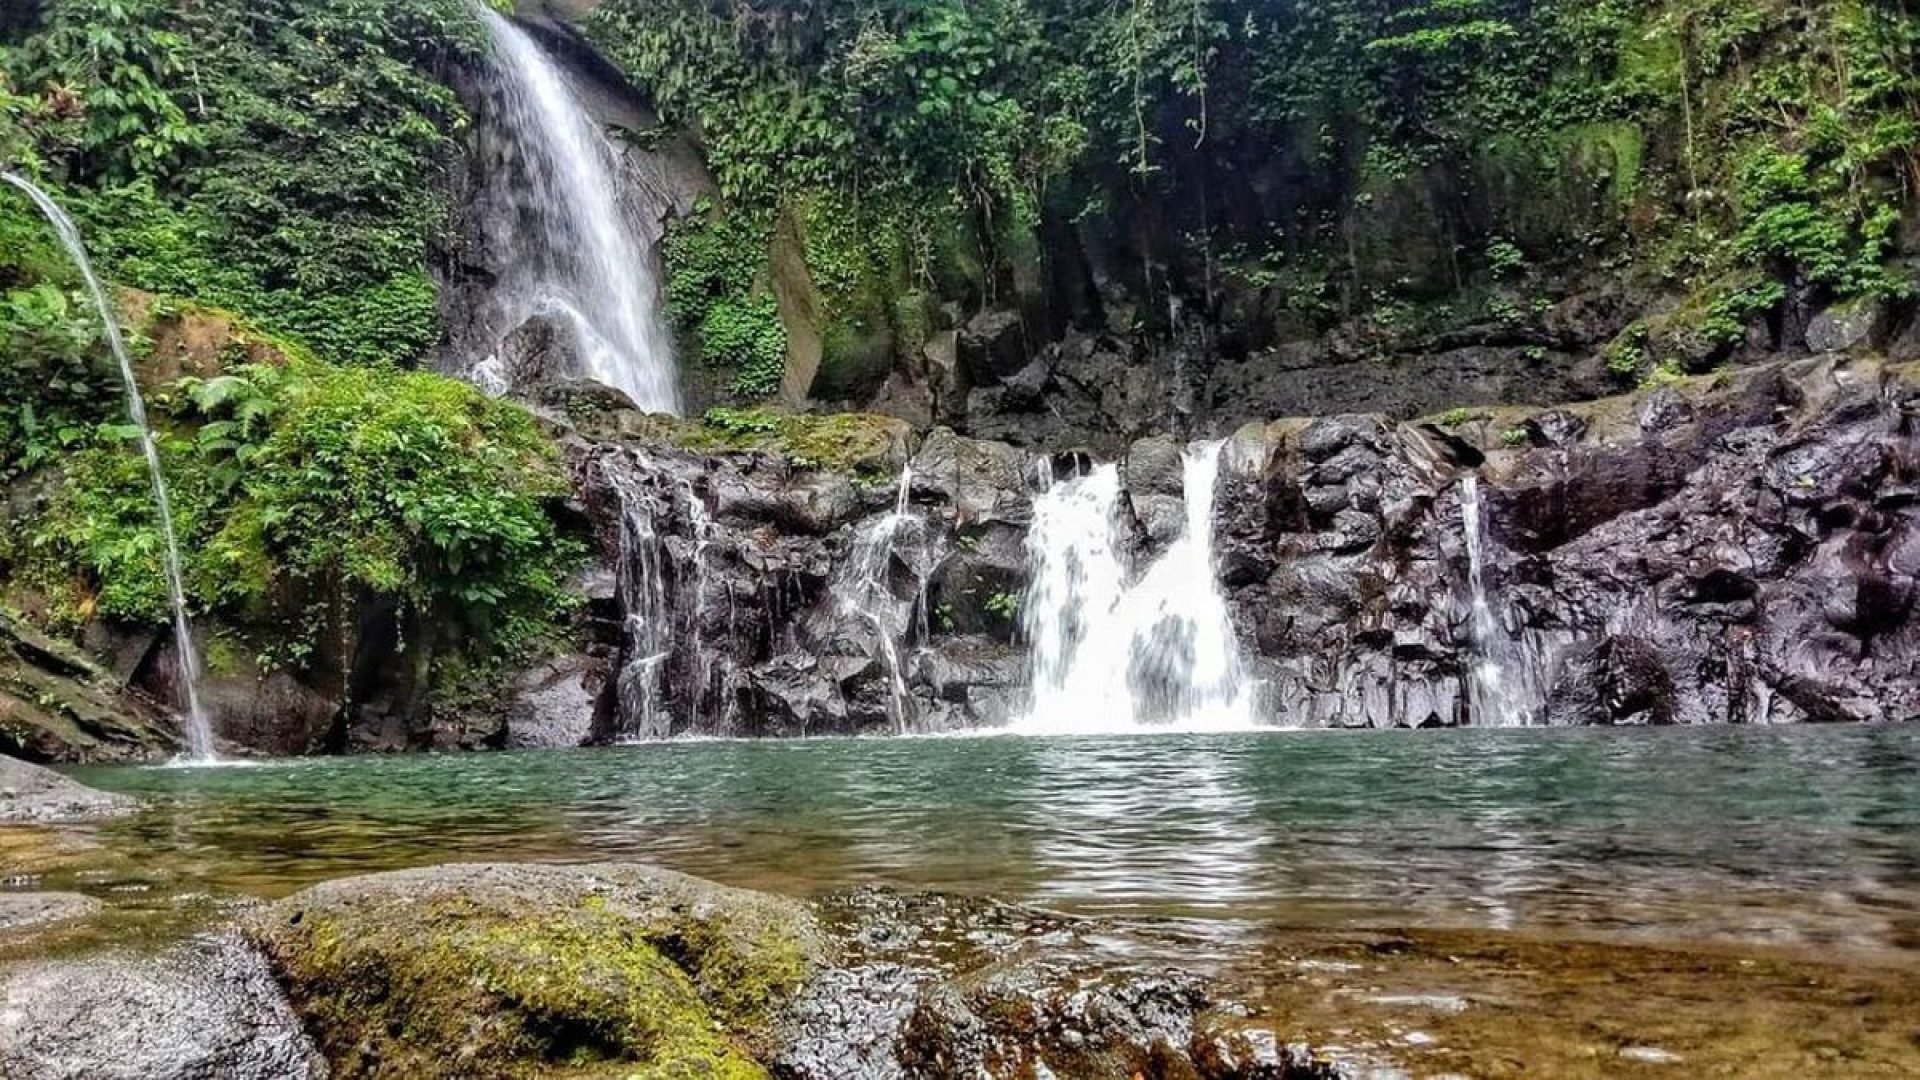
xmin=63 ymin=724 xmax=1920 ymax=958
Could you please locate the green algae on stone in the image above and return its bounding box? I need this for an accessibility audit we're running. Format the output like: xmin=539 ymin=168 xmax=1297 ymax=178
xmin=245 ymin=863 xmax=821 ymax=1079
xmin=576 ymin=404 xmax=916 ymax=480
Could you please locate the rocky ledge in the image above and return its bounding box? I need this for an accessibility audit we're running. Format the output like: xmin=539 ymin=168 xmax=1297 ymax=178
xmin=0 ymin=753 xmax=135 ymax=822
xmin=1 ymin=861 xmax=1343 ymax=1079
xmin=492 ymin=351 xmax=1920 ymax=741
xmin=8 ymin=348 xmax=1918 ymax=757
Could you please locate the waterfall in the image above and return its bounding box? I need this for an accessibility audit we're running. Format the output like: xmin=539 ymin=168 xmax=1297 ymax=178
xmin=1016 ymin=441 xmax=1253 ymax=733
xmin=603 ymin=456 xmax=675 ymax=739
xmin=831 ymin=467 xmax=921 ymax=733
xmin=3 ymin=174 xmax=215 ymax=761
xmin=1459 ymin=475 xmax=1536 ymax=726
xmin=471 ymin=8 xmax=679 ymax=413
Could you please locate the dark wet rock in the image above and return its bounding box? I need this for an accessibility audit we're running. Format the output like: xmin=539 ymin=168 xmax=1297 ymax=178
xmin=247 ymin=862 xmax=817 ymax=1079
xmin=1216 ymin=356 xmax=1920 ymax=727
xmin=500 ymin=653 xmax=604 ymax=748
xmin=541 ymin=350 xmax=1920 ymax=739
xmin=0 ymin=612 xmax=175 ymax=762
xmin=0 ymin=754 xmax=135 ymax=822
xmin=0 ymin=890 xmax=102 ymax=933
xmin=190 ymin=653 xmax=338 ymax=756
xmin=911 ymin=637 xmax=1027 ymax=730
xmin=1805 ymin=299 xmax=1884 ymax=355
xmin=0 ymin=932 xmax=326 ymax=1080
xmin=910 ymin=427 xmax=1035 ymax=526
xmin=1128 ymin=434 xmax=1190 ymax=545
xmin=777 ymin=888 xmax=1343 ymax=1080
xmin=926 ymin=522 xmax=1028 ymax=638
xmin=959 ymin=308 xmax=1031 ymax=382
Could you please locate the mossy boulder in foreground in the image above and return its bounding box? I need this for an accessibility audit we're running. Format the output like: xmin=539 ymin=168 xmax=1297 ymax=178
xmin=244 ymin=863 xmax=821 ymax=1079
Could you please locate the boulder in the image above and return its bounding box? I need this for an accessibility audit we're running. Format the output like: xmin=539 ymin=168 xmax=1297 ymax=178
xmin=1804 ymin=299 xmax=1884 ymax=354
xmin=0 ymin=891 xmax=102 ymax=934
xmin=0 ymin=754 xmax=135 ymax=822
xmin=0 ymin=613 xmax=176 ymax=763
xmin=501 ymin=654 xmax=603 ymax=749
xmin=909 ymin=427 xmax=1035 ymax=526
xmin=777 ymin=888 xmax=1338 ymax=1080
xmin=0 ymin=933 xmax=325 ymax=1080
xmin=958 ymin=308 xmax=1029 ymax=382
xmin=245 ymin=862 xmax=821 ymax=1079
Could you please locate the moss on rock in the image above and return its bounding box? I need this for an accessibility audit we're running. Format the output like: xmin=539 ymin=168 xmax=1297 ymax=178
xmin=245 ymin=863 xmax=822 ymax=1079
xmin=568 ymin=400 xmax=916 ymax=480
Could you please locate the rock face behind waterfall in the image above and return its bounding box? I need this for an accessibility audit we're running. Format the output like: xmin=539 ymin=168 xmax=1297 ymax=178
xmin=1218 ymin=354 xmax=1920 ymax=727
xmin=551 ymin=410 xmax=1040 ymax=739
xmin=540 ymin=353 xmax=1920 ymax=737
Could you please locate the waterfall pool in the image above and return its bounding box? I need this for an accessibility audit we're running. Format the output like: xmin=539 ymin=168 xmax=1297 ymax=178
xmin=16 ymin=724 xmax=1920 ymax=1075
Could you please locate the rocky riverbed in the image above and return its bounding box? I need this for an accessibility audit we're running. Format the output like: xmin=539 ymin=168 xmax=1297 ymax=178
xmin=0 ymin=794 xmax=1342 ymax=1079
xmin=6 ymin=748 xmax=1919 ymax=1079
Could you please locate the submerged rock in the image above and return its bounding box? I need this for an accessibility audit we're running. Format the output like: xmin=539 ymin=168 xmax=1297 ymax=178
xmin=239 ymin=862 xmax=1344 ymax=1079
xmin=0 ymin=890 xmax=102 ymax=934
xmin=780 ymin=888 xmax=1342 ymax=1080
xmin=0 ymin=932 xmax=326 ymax=1080
xmin=0 ymin=754 xmax=135 ymax=822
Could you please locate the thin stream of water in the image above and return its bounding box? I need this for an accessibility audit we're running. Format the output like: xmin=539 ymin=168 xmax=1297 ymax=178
xmin=3 ymin=173 xmax=214 ymax=761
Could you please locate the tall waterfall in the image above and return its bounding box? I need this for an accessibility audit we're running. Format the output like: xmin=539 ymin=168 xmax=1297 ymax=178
xmin=1016 ymin=441 xmax=1253 ymax=733
xmin=3 ymin=174 xmax=215 ymax=761
xmin=472 ymin=9 xmax=679 ymax=413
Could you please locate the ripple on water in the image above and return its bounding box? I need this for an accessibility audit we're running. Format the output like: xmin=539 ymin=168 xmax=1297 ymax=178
xmin=40 ymin=723 xmax=1920 ymax=959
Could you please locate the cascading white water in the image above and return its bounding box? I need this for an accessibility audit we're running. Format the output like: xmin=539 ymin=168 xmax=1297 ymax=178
xmin=604 ymin=456 xmax=674 ymax=739
xmin=3 ymin=174 xmax=215 ymax=761
xmin=1460 ymin=474 xmax=1531 ymax=726
xmin=473 ymin=8 xmax=679 ymax=413
xmin=832 ymin=467 xmax=921 ymax=733
xmin=1017 ymin=441 xmax=1253 ymax=734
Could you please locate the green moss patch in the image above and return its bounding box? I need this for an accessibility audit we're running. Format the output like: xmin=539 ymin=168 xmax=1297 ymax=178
xmin=247 ymin=863 xmax=822 ymax=1079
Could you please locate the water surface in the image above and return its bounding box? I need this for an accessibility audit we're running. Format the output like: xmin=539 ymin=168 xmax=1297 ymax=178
xmin=15 ymin=725 xmax=1920 ymax=1076
xmin=50 ymin=724 xmax=1920 ymax=957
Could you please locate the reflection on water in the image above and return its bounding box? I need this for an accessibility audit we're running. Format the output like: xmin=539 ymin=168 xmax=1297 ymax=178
xmin=33 ymin=725 xmax=1920 ymax=959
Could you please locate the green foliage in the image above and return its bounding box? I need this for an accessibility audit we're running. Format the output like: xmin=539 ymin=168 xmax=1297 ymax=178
xmin=701 ymin=406 xmax=783 ymax=439
xmin=0 ymin=189 xmax=118 ymax=479
xmin=707 ymin=297 xmax=788 ymax=399
xmin=1700 ymin=276 xmax=1786 ymax=348
xmin=1606 ymin=323 xmax=1650 ymax=381
xmin=27 ymin=361 xmax=579 ymax=678
xmin=661 ymin=200 xmax=789 ymax=399
xmin=9 ymin=0 xmax=203 ymax=181
xmin=1484 ymin=237 xmax=1526 ymax=279
xmin=599 ymin=0 xmax=1918 ymax=341
xmin=3 ymin=0 xmax=480 ymax=367
xmin=984 ymin=590 xmax=1021 ymax=621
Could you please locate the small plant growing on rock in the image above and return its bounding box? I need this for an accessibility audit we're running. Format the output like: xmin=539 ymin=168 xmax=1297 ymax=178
xmin=1485 ymin=237 xmax=1526 ymax=279
xmin=1605 ymin=325 xmax=1651 ymax=382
